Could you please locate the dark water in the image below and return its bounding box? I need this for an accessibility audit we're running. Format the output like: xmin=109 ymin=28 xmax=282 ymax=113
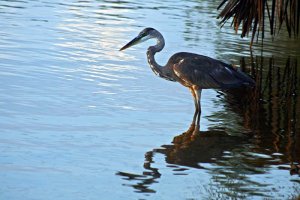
xmin=0 ymin=0 xmax=299 ymax=199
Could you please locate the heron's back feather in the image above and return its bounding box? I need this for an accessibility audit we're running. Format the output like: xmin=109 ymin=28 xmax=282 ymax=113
xmin=167 ymin=52 xmax=255 ymax=89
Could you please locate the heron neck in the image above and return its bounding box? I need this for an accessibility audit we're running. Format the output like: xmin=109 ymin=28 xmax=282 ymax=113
xmin=146 ymin=34 xmax=166 ymax=78
xmin=146 ymin=49 xmax=163 ymax=76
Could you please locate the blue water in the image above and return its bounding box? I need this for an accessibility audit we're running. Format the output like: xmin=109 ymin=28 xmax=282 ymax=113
xmin=0 ymin=0 xmax=299 ymax=199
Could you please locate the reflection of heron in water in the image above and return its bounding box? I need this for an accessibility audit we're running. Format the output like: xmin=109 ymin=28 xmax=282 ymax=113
xmin=116 ymin=125 xmax=246 ymax=194
xmin=157 ymin=125 xmax=246 ymax=168
xmin=120 ymin=28 xmax=255 ymax=130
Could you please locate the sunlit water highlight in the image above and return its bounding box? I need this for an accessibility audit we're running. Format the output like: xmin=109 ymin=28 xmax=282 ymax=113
xmin=0 ymin=0 xmax=299 ymax=199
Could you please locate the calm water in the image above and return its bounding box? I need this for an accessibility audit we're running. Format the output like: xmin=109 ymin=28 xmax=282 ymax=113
xmin=0 ymin=0 xmax=300 ymax=199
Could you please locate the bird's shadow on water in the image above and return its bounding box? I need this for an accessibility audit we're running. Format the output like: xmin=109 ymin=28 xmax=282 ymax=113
xmin=116 ymin=56 xmax=300 ymax=197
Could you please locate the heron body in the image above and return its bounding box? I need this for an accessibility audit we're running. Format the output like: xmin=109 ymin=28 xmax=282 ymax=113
xmin=120 ymin=28 xmax=255 ymax=129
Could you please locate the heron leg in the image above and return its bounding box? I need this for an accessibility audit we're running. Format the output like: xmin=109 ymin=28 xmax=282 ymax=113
xmin=189 ymin=88 xmax=198 ymax=126
xmin=194 ymin=89 xmax=202 ymax=127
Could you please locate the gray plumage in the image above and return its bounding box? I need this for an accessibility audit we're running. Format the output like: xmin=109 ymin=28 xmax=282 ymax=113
xmin=120 ymin=27 xmax=255 ymax=130
xmin=165 ymin=52 xmax=255 ymax=89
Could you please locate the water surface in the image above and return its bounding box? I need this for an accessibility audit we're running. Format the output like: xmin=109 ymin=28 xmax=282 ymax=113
xmin=0 ymin=0 xmax=299 ymax=199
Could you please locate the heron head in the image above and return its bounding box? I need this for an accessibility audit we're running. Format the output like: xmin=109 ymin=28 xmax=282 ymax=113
xmin=119 ymin=27 xmax=156 ymax=51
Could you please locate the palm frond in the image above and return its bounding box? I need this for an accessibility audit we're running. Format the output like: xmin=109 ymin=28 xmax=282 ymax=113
xmin=218 ymin=0 xmax=300 ymax=47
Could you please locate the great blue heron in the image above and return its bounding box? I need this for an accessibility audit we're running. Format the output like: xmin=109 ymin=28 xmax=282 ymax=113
xmin=120 ymin=28 xmax=255 ymax=130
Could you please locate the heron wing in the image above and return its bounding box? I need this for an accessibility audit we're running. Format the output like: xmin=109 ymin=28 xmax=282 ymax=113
xmin=172 ymin=53 xmax=254 ymax=89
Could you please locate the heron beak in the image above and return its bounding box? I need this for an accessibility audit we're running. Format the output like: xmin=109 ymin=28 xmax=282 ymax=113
xmin=119 ymin=36 xmax=142 ymax=51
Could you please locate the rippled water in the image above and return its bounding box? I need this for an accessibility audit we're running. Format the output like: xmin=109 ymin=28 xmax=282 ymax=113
xmin=0 ymin=0 xmax=299 ymax=199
